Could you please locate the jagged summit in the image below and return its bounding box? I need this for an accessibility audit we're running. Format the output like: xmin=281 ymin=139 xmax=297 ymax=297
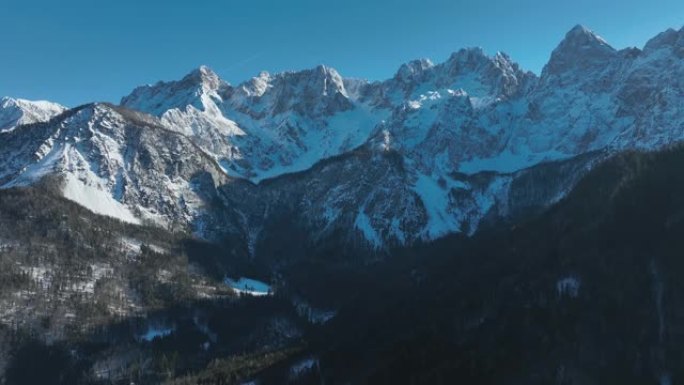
xmin=120 ymin=66 xmax=232 ymax=117
xmin=287 ymin=64 xmax=348 ymax=97
xmin=394 ymin=58 xmax=434 ymax=82
xmin=228 ymin=63 xmax=353 ymax=116
xmin=230 ymin=64 xmax=348 ymax=101
xmin=182 ymin=65 xmax=226 ymax=90
xmin=643 ymin=26 xmax=684 ymax=52
xmin=446 ymin=47 xmax=489 ymax=63
xmin=237 ymin=71 xmax=272 ymax=97
xmin=565 ymin=24 xmax=610 ymax=44
xmin=542 ymin=24 xmax=616 ymax=78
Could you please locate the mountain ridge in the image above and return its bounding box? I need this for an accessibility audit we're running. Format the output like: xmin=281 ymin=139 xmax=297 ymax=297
xmin=2 ymin=24 xmax=684 ymax=250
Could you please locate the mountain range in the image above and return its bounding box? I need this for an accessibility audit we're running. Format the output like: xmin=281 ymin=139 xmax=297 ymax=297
xmin=2 ymin=25 xmax=683 ymax=254
xmin=2 ymin=23 xmax=684 ymax=384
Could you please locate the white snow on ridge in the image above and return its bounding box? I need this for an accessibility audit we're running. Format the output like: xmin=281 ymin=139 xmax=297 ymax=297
xmin=0 ymin=97 xmax=66 ymax=132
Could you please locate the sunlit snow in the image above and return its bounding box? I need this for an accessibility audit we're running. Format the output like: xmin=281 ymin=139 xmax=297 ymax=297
xmin=224 ymin=277 xmax=272 ymax=296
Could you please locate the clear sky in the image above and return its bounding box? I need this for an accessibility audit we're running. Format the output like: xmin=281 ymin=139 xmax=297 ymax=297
xmin=1 ymin=0 xmax=682 ymax=106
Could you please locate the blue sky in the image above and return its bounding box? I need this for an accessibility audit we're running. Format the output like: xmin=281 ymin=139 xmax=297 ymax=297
xmin=1 ymin=0 xmax=682 ymax=106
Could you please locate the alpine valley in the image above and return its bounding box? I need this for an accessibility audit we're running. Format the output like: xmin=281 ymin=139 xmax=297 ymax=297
xmin=1 ymin=25 xmax=684 ymax=384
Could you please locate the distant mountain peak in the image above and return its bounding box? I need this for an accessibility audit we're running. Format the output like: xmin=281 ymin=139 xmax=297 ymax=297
xmin=558 ymin=24 xmax=613 ymax=53
xmin=447 ymin=47 xmax=488 ymax=62
xmin=566 ymin=24 xmax=605 ymax=41
xmin=643 ymin=26 xmax=684 ymax=52
xmin=263 ymin=64 xmax=349 ymax=100
xmin=443 ymin=47 xmax=515 ymax=76
xmin=238 ymin=71 xmax=273 ymax=97
xmin=395 ymin=59 xmax=434 ymax=82
xmin=315 ymin=63 xmax=332 ymax=74
xmin=120 ymin=66 xmax=232 ymax=116
xmin=185 ymin=64 xmax=216 ymax=79
xmin=542 ymin=25 xmax=616 ymax=78
xmin=0 ymin=96 xmax=66 ymax=132
xmin=180 ymin=65 xmax=227 ymax=92
xmin=305 ymin=64 xmax=344 ymax=83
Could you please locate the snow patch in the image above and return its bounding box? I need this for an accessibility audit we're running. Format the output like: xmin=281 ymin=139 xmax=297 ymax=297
xmin=63 ymin=173 xmax=140 ymax=225
xmin=413 ymin=174 xmax=462 ymax=238
xmin=224 ymin=277 xmax=272 ymax=296
xmin=355 ymin=209 xmax=382 ymax=247
xmin=138 ymin=325 xmax=175 ymax=342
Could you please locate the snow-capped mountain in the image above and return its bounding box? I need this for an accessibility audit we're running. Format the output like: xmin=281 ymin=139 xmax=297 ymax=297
xmin=2 ymin=25 xmax=684 ymax=251
xmin=0 ymin=103 xmax=228 ymax=233
xmin=0 ymin=97 xmax=66 ymax=132
xmin=122 ymin=64 xmax=386 ymax=182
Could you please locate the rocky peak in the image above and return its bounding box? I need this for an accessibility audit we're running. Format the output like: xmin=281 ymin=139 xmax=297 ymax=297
xmin=238 ymin=71 xmax=273 ymax=98
xmin=445 ymin=47 xmax=490 ymax=68
xmin=643 ymin=27 xmax=684 ymax=54
xmin=440 ymin=47 xmax=531 ymax=98
xmin=120 ymin=66 xmax=231 ymax=116
xmin=542 ymin=25 xmax=617 ymax=78
xmin=395 ymin=58 xmax=434 ymax=82
xmin=299 ymin=64 xmax=348 ymax=97
xmin=231 ymin=65 xmax=353 ymax=117
xmin=234 ymin=65 xmax=348 ymax=99
xmin=182 ymin=65 xmax=226 ymax=92
xmin=0 ymin=97 xmax=66 ymax=133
